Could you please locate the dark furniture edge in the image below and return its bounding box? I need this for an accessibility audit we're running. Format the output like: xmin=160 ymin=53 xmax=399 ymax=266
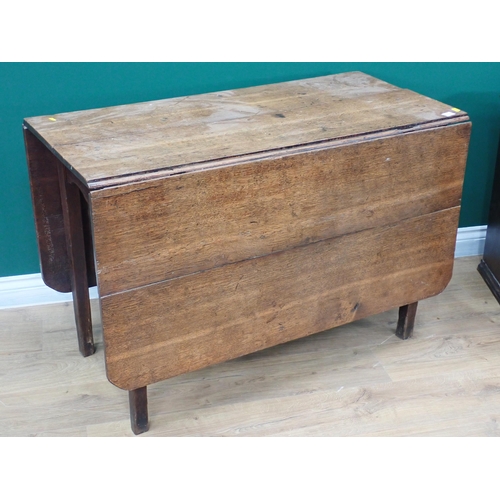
xmin=478 ymin=259 xmax=500 ymax=305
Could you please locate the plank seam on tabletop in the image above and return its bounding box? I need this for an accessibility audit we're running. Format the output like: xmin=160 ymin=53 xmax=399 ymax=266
xmin=0 ymin=226 xmax=486 ymax=309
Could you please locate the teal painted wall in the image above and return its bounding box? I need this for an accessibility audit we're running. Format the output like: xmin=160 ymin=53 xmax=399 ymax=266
xmin=1 ymin=63 xmax=499 ymax=278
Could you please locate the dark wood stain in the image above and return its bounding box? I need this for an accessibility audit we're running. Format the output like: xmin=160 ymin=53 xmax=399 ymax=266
xmin=23 ymin=128 xmax=72 ymax=293
xmin=129 ymin=387 xmax=149 ymax=435
xmin=57 ymin=164 xmax=95 ymax=357
xmin=396 ymin=302 xmax=419 ymax=340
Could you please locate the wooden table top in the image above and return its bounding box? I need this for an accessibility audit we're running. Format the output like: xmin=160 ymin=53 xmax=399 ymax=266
xmin=23 ymin=71 xmax=469 ymax=189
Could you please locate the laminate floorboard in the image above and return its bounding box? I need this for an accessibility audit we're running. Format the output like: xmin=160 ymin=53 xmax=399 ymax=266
xmin=1 ymin=256 xmax=499 ymax=436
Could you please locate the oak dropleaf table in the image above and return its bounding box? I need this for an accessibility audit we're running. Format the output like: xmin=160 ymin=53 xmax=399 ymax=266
xmin=23 ymin=72 xmax=471 ymax=434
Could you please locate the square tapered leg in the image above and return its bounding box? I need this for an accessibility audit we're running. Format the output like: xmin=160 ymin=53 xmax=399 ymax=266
xmin=396 ymin=302 xmax=418 ymax=340
xmin=58 ymin=165 xmax=95 ymax=357
xmin=129 ymin=387 xmax=149 ymax=435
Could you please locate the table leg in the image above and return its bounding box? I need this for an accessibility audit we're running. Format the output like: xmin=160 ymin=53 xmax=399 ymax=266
xmin=396 ymin=302 xmax=418 ymax=340
xmin=129 ymin=387 xmax=150 ymax=435
xmin=58 ymin=165 xmax=95 ymax=357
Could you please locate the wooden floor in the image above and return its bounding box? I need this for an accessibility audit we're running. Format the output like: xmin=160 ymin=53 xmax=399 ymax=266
xmin=1 ymin=256 xmax=500 ymax=437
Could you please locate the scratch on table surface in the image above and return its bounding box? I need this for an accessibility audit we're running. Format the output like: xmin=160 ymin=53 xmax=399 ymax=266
xmin=337 ymin=386 xmax=344 ymax=393
xmin=0 ymin=399 xmax=8 ymax=407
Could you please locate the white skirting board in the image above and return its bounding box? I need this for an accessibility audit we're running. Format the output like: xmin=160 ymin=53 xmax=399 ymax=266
xmin=0 ymin=275 xmax=99 ymax=310
xmin=0 ymin=225 xmax=487 ymax=309
xmin=454 ymin=225 xmax=487 ymax=258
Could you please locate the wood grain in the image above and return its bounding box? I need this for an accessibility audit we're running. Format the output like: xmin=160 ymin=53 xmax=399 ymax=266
xmin=21 ymin=71 xmax=472 ymax=434
xmin=23 ymin=72 xmax=468 ymax=184
xmin=101 ymin=207 xmax=459 ymax=390
xmin=4 ymin=257 xmax=500 ymax=436
xmin=24 ymin=128 xmax=97 ymax=292
xmin=91 ymin=123 xmax=470 ymax=296
xmin=23 ymin=127 xmax=72 ymax=293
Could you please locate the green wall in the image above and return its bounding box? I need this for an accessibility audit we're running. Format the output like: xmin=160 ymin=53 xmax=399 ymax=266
xmin=1 ymin=63 xmax=499 ymax=278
